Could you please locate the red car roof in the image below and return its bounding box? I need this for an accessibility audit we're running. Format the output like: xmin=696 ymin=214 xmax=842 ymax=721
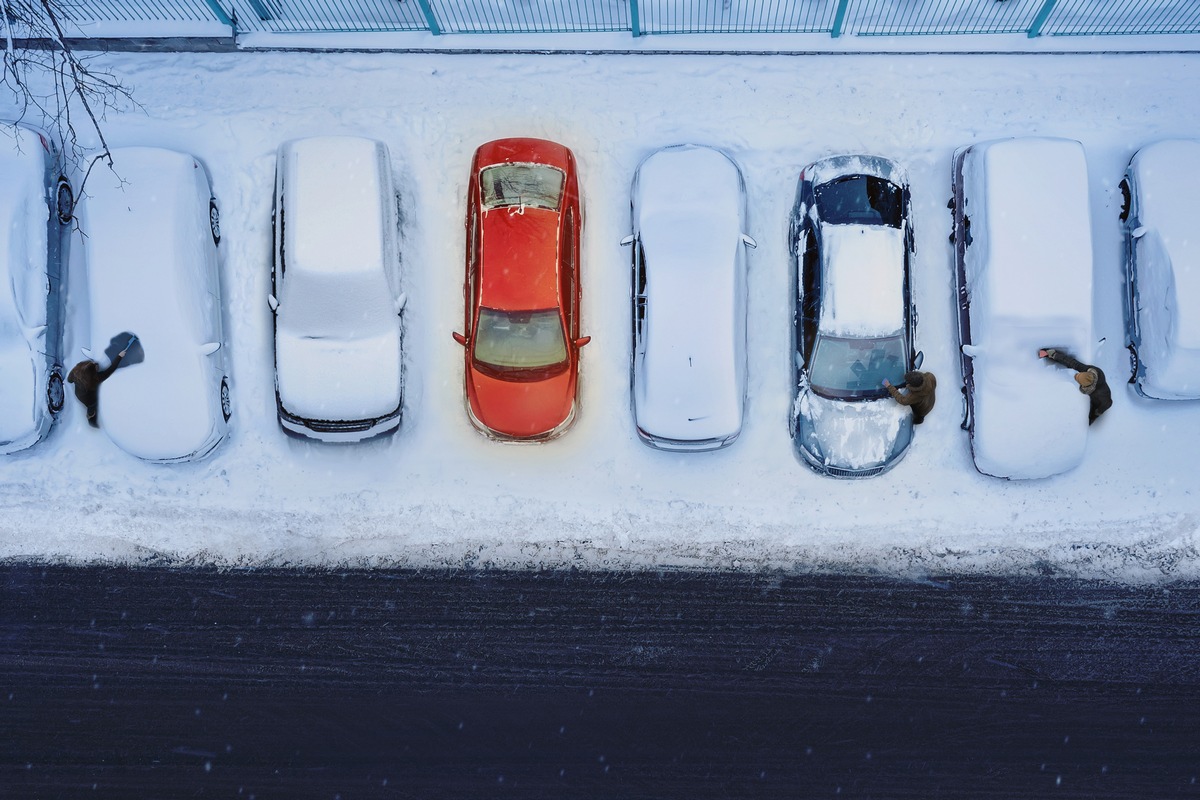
xmin=479 ymin=207 xmax=561 ymax=311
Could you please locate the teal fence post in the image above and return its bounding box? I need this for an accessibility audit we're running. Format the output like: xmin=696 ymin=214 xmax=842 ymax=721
xmin=831 ymin=0 xmax=851 ymax=37
xmin=1028 ymin=0 xmax=1059 ymax=37
xmin=630 ymin=0 xmax=641 ymax=37
xmin=203 ymin=0 xmax=234 ymax=27
xmin=246 ymin=0 xmax=272 ymax=20
xmin=414 ymin=0 xmax=442 ymax=34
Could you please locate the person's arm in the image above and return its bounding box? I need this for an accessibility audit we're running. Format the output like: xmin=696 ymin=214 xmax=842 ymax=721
xmin=883 ymin=379 xmax=910 ymax=404
xmin=97 ymin=350 xmax=125 ymax=382
xmin=1041 ymin=348 xmax=1087 ymax=372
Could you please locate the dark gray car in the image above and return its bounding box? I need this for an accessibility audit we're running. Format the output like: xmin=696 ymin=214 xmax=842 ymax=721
xmin=788 ymin=155 xmax=921 ymax=478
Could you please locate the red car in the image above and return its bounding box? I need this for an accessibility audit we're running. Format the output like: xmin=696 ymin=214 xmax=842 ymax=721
xmin=453 ymin=138 xmax=589 ymax=441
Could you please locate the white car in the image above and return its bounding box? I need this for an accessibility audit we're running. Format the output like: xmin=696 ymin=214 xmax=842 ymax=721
xmin=950 ymin=137 xmax=1093 ymax=479
xmin=79 ymin=147 xmax=230 ymax=463
xmin=0 ymin=121 xmax=73 ymax=455
xmin=270 ymin=136 xmax=404 ymax=442
xmin=1120 ymin=139 xmax=1200 ymax=400
xmin=623 ymin=145 xmax=754 ymax=451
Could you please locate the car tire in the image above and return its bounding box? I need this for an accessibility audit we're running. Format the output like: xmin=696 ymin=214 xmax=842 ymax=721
xmin=220 ymin=377 xmax=232 ymax=422
xmin=56 ymin=178 xmax=74 ymax=225
xmin=47 ymin=368 xmax=65 ymax=414
xmin=1118 ymin=179 xmax=1131 ymax=223
xmin=1127 ymin=344 xmax=1139 ymax=384
xmin=209 ymin=200 xmax=221 ymax=246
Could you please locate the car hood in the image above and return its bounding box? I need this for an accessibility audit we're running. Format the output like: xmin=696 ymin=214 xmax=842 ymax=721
xmin=466 ymin=366 xmax=574 ymax=440
xmin=794 ymin=389 xmax=913 ymax=473
xmin=277 ymin=328 xmax=402 ymax=422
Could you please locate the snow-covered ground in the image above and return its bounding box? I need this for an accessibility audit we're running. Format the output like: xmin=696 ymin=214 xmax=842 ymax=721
xmin=2 ymin=50 xmax=1199 ymax=580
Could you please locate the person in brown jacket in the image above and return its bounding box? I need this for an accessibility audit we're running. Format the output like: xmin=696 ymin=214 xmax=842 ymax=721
xmin=1038 ymin=348 xmax=1112 ymax=425
xmin=67 ymin=349 xmax=126 ymax=428
xmin=883 ymin=370 xmax=937 ymax=424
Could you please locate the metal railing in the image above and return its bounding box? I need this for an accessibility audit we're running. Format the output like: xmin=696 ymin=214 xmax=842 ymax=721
xmin=58 ymin=0 xmax=1200 ymax=37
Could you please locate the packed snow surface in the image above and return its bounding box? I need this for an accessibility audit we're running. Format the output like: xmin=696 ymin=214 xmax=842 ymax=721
xmin=1127 ymin=139 xmax=1200 ymax=399
xmin=2 ymin=50 xmax=1200 ymax=581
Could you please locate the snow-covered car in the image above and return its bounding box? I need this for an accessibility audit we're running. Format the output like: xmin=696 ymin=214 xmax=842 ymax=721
xmin=623 ymin=145 xmax=754 ymax=451
xmin=1119 ymin=139 xmax=1200 ymax=400
xmin=0 ymin=122 xmax=73 ymax=455
xmin=788 ymin=155 xmax=921 ymax=479
xmin=79 ymin=147 xmax=230 ymax=463
xmin=950 ymin=137 xmax=1093 ymax=480
xmin=453 ymin=138 xmax=589 ymax=442
xmin=270 ymin=136 xmax=405 ymax=442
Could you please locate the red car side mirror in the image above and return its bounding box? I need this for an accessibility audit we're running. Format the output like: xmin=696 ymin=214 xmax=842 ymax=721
xmin=452 ymin=332 xmax=469 ymax=346
xmin=575 ymin=336 xmax=591 ymax=348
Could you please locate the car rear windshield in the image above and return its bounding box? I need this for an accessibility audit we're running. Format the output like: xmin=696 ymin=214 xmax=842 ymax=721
xmin=481 ymin=164 xmax=565 ymax=212
xmin=474 ymin=307 xmax=568 ymax=379
xmin=810 ymin=333 xmax=906 ymax=400
xmin=815 ymin=176 xmax=902 ymax=228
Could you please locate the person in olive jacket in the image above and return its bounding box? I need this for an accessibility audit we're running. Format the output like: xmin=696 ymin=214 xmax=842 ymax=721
xmin=883 ymin=370 xmax=937 ymax=424
xmin=1039 ymin=348 xmax=1112 ymax=425
xmin=68 ymin=348 xmax=126 ymax=428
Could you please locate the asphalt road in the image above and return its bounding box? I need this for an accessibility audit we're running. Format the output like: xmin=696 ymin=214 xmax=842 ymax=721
xmin=2 ymin=567 xmax=1198 ymax=798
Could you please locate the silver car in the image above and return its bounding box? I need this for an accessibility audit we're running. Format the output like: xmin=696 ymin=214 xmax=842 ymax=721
xmin=0 ymin=121 xmax=73 ymax=455
xmin=788 ymin=155 xmax=921 ymax=478
xmin=623 ymin=145 xmax=755 ymax=451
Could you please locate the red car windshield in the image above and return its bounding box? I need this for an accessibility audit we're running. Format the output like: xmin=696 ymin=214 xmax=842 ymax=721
xmin=481 ymin=164 xmax=565 ymax=212
xmin=473 ymin=307 xmax=569 ymax=380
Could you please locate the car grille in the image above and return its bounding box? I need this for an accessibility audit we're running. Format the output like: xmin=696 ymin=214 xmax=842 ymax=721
xmin=823 ymin=464 xmax=887 ymax=479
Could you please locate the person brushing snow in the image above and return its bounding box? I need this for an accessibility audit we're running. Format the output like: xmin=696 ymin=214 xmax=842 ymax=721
xmin=882 ymin=371 xmax=937 ymax=424
xmin=68 ymin=348 xmax=126 ymax=428
xmin=1038 ymin=348 xmax=1112 ymax=424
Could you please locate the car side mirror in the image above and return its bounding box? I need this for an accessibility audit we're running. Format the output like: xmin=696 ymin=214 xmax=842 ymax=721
xmin=575 ymin=336 xmax=592 ymax=348
xmin=741 ymin=234 xmax=757 ymax=249
xmin=1132 ymin=226 xmax=1148 ymax=239
xmin=620 ymin=235 xmax=635 ymax=246
xmin=395 ymin=293 xmax=408 ymax=314
xmin=961 ymin=344 xmax=979 ymax=359
xmin=452 ymin=332 xmax=468 ymax=347
xmin=200 ymin=342 xmax=222 ymax=356
xmin=80 ymin=347 xmax=93 ymax=360
xmin=913 ymin=350 xmax=924 ymax=370
xmin=267 ymin=295 xmax=279 ymax=313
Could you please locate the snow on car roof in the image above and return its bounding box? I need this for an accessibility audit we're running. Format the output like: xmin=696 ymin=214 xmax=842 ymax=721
xmin=965 ymin=137 xmax=1093 ymax=331
xmin=81 ymin=147 xmax=223 ymax=461
xmin=280 ymin=136 xmax=392 ymax=276
xmin=820 ymin=225 xmax=904 ymax=337
xmin=633 ymin=146 xmax=746 ymax=441
xmin=1130 ymin=139 xmax=1200 ymax=350
xmin=0 ymin=125 xmax=48 ymax=445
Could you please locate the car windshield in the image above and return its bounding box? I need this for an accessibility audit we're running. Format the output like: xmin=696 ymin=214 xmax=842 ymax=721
xmin=809 ymin=333 xmax=906 ymax=400
xmin=474 ymin=307 xmax=568 ymax=379
xmin=481 ymin=164 xmax=565 ymax=212
xmin=815 ymin=176 xmax=902 ymax=228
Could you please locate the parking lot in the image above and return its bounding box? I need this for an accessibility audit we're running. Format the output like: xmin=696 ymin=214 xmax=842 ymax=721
xmin=2 ymin=49 xmax=1198 ymax=578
